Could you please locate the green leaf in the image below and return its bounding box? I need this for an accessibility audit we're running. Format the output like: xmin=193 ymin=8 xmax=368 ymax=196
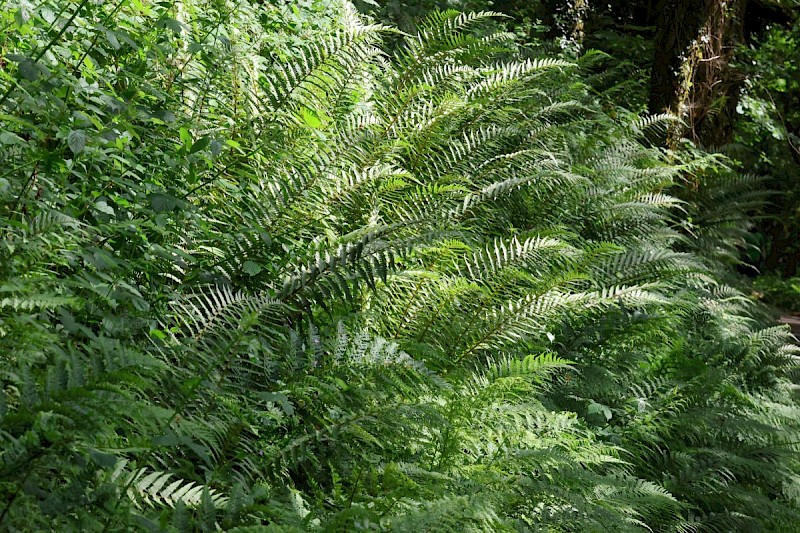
xmin=242 ymin=261 xmax=262 ymax=276
xmin=89 ymin=449 xmax=118 ymax=469
xmin=104 ymin=28 xmax=121 ymax=50
xmin=588 ymin=402 xmax=613 ymax=421
xmin=152 ymin=431 xmax=181 ymax=447
xmin=162 ymin=18 xmax=184 ymax=34
xmin=210 ymin=139 xmax=223 ymax=156
xmin=179 ymin=127 xmax=192 ymax=150
xmin=68 ymin=130 xmax=86 ymax=154
xmin=14 ymin=8 xmax=29 ymax=26
xmin=190 ymin=135 xmax=211 ymax=154
xmin=301 ymin=107 xmax=322 ymax=129
xmin=152 ymin=109 xmax=177 ymax=123
xmin=16 ymin=58 xmax=46 ymax=81
xmin=0 ymin=132 xmax=25 ymax=145
xmin=257 ymin=392 xmax=295 ymax=416
xmin=94 ymin=200 xmax=115 ymax=216
xmin=149 ymin=193 xmax=180 ymax=213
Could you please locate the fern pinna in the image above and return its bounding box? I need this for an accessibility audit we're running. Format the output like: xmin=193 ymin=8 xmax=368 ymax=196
xmin=0 ymin=1 xmax=798 ymax=531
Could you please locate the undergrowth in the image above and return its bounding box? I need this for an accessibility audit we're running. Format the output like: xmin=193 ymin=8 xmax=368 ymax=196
xmin=1 ymin=1 xmax=798 ymax=531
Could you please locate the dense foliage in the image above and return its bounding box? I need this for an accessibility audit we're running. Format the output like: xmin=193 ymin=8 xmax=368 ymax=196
xmin=1 ymin=1 xmax=799 ymax=531
xmin=736 ymin=15 xmax=800 ymax=292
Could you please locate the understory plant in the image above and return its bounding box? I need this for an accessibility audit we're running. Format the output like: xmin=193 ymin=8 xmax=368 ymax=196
xmin=1 ymin=1 xmax=799 ymax=531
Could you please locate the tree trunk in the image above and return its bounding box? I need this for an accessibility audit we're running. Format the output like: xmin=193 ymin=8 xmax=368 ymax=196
xmin=648 ymin=0 xmax=713 ymax=117
xmin=648 ymin=0 xmax=748 ymax=148
xmin=570 ymin=0 xmax=589 ymax=46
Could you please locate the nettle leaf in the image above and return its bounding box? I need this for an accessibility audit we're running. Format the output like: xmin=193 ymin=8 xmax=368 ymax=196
xmin=149 ymin=193 xmax=181 ymax=213
xmin=190 ymin=135 xmax=211 ymax=154
xmin=104 ymin=28 xmax=121 ymax=50
xmin=89 ymin=449 xmax=118 ymax=469
xmin=22 ymin=59 xmax=48 ymax=81
xmin=14 ymin=8 xmax=30 ymax=26
xmin=210 ymin=139 xmax=223 ymax=156
xmin=152 ymin=108 xmax=177 ymax=123
xmin=0 ymin=132 xmax=26 ymax=146
xmin=94 ymin=200 xmax=115 ymax=216
xmin=161 ymin=18 xmax=185 ymax=34
xmin=7 ymin=54 xmax=48 ymax=81
xmin=67 ymin=130 xmax=86 ymax=154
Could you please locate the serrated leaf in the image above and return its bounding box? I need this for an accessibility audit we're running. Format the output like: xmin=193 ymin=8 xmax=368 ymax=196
xmin=18 ymin=59 xmax=46 ymax=81
xmin=162 ymin=18 xmax=184 ymax=34
xmin=209 ymin=139 xmax=222 ymax=156
xmin=94 ymin=200 xmax=115 ymax=216
xmin=152 ymin=109 xmax=176 ymax=123
xmin=68 ymin=130 xmax=86 ymax=154
xmin=104 ymin=28 xmax=120 ymax=50
xmin=14 ymin=8 xmax=29 ymax=26
xmin=149 ymin=193 xmax=180 ymax=213
xmin=0 ymin=132 xmax=26 ymax=145
xmin=190 ymin=135 xmax=210 ymax=154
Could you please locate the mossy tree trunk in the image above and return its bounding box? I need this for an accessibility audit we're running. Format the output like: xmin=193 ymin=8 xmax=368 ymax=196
xmin=648 ymin=0 xmax=749 ymax=148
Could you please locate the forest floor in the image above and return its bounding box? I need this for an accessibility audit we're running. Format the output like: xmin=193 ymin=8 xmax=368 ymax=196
xmin=779 ymin=314 xmax=800 ymax=336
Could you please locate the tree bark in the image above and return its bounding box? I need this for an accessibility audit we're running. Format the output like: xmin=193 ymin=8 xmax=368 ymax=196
xmin=648 ymin=0 xmax=714 ymax=117
xmin=648 ymin=0 xmax=749 ymax=148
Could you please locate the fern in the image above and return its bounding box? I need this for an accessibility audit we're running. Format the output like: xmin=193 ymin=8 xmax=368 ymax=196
xmin=1 ymin=2 xmax=798 ymax=531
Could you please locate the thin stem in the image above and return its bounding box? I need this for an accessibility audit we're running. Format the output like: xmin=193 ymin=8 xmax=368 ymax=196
xmin=0 ymin=0 xmax=92 ymax=108
xmin=9 ymin=161 xmax=39 ymax=219
xmin=71 ymin=0 xmax=130 ymax=77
